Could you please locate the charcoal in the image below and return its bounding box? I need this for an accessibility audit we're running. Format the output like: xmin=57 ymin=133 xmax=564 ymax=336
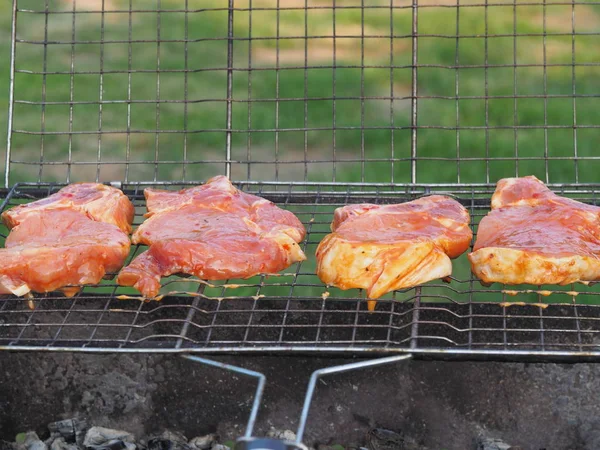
xmin=366 ymin=428 xmax=403 ymax=450
xmin=50 ymin=438 xmax=78 ymax=450
xmin=147 ymin=439 xmax=187 ymax=450
xmin=189 ymin=435 xmax=217 ymax=450
xmin=21 ymin=432 xmax=47 ymax=450
xmin=209 ymin=445 xmax=229 ymax=450
xmin=155 ymin=433 xmax=187 ymax=445
xmin=48 ymin=419 xmax=88 ymax=444
xmin=83 ymin=427 xmax=135 ymax=450
xmin=265 ymin=429 xmax=296 ymax=442
xmin=475 ymin=437 xmax=513 ymax=450
xmin=366 ymin=428 xmax=427 ymax=450
xmin=147 ymin=431 xmax=190 ymax=450
xmin=0 ymin=441 xmax=15 ymax=450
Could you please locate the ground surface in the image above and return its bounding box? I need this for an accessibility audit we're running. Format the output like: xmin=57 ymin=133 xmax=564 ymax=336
xmin=1 ymin=354 xmax=599 ymax=449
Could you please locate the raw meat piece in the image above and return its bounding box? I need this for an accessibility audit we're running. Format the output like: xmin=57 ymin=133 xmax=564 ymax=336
xmin=0 ymin=184 xmax=134 ymax=296
xmin=316 ymin=195 xmax=472 ymax=301
xmin=3 ymin=182 xmax=134 ymax=233
xmin=117 ymin=176 xmax=306 ymax=298
xmin=470 ymin=175 xmax=600 ymax=285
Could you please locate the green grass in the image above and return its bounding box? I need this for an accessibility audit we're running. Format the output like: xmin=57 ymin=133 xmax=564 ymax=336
xmin=2 ymin=1 xmax=600 ymax=305
xmin=4 ymin=0 xmax=600 ymax=184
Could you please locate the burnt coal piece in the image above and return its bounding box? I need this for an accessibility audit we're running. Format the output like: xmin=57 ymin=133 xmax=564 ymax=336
xmin=4 ymin=421 xmax=229 ymax=450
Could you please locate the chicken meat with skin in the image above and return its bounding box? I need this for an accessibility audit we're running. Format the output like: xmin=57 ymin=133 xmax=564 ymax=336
xmin=316 ymin=195 xmax=472 ymax=305
xmin=117 ymin=176 xmax=306 ymax=298
xmin=470 ymin=175 xmax=600 ymax=286
xmin=0 ymin=183 xmax=134 ymax=297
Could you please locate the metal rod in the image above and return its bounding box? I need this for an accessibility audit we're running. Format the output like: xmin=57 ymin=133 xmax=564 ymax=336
xmin=182 ymin=0 xmax=189 ymax=182
xmin=542 ymin=0 xmax=548 ymax=183
xmin=295 ymin=354 xmax=412 ymax=444
xmin=66 ymin=0 xmax=77 ymax=183
xmin=331 ymin=0 xmax=337 ymax=182
xmin=410 ymin=286 xmax=421 ymax=350
xmin=484 ymin=0 xmax=490 ymax=183
xmin=5 ymin=0 xmax=18 ymax=188
xmin=153 ymin=0 xmax=162 ymax=182
xmin=183 ymin=355 xmax=266 ymax=439
xmin=389 ymin=0 xmax=395 ymax=183
xmin=10 ymin=3 xmax=600 ymax=13
xmin=274 ymin=0 xmax=280 ymax=181
xmin=10 ymin=179 xmax=600 ymax=188
xmin=175 ymin=294 xmax=202 ymax=349
xmin=455 ymin=0 xmax=461 ymax=183
xmin=225 ymin=0 xmax=235 ymax=179
xmin=246 ymin=0 xmax=253 ymax=180
xmin=38 ymin=0 xmax=49 ymax=183
xmin=360 ymin=0 xmax=366 ymax=183
xmin=512 ymin=0 xmax=518 ymax=177
xmin=96 ymin=0 xmax=106 ymax=182
xmin=571 ymin=0 xmax=579 ymax=183
xmin=410 ymin=0 xmax=419 ymax=183
xmin=4 ymin=347 xmax=600 ymax=360
xmin=124 ymin=0 xmax=133 ymax=183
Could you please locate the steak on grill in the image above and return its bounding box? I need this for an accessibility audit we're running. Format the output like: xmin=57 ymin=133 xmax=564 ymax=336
xmin=117 ymin=176 xmax=306 ymax=298
xmin=0 ymin=184 xmax=134 ymax=296
xmin=316 ymin=195 xmax=472 ymax=304
xmin=469 ymin=175 xmax=600 ymax=285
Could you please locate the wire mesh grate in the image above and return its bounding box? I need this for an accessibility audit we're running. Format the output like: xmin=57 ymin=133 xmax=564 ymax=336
xmin=1 ymin=183 xmax=600 ymax=358
xmin=4 ymin=1 xmax=600 ymax=358
xmin=7 ymin=1 xmax=600 ymax=186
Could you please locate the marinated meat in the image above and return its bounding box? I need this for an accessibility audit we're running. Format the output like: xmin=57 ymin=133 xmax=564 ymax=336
xmin=316 ymin=195 xmax=472 ymax=302
xmin=0 ymin=183 xmax=134 ymax=297
xmin=4 ymin=182 xmax=134 ymax=233
xmin=470 ymin=175 xmax=600 ymax=285
xmin=117 ymin=176 xmax=306 ymax=298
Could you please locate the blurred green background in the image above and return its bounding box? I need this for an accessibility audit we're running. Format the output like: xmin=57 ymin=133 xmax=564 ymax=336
xmin=2 ymin=0 xmax=600 ymax=185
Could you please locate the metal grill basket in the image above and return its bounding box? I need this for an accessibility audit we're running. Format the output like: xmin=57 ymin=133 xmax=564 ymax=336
xmin=3 ymin=0 xmax=600 ymax=360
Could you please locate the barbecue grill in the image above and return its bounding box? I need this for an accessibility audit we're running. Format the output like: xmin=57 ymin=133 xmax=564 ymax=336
xmin=2 ymin=0 xmax=600 ymax=361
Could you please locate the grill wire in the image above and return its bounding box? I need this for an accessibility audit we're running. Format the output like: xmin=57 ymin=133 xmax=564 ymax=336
xmin=2 ymin=182 xmax=600 ymax=357
xmin=3 ymin=0 xmax=600 ymax=358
